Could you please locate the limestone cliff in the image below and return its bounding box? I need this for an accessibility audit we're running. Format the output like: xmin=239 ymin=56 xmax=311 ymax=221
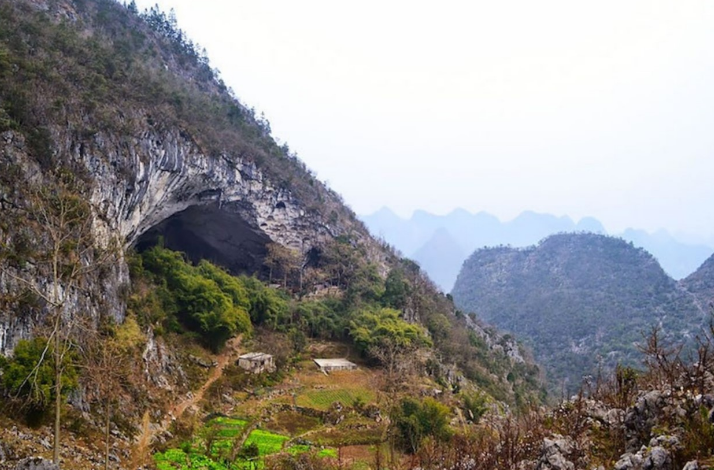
xmin=0 ymin=0 xmax=380 ymax=354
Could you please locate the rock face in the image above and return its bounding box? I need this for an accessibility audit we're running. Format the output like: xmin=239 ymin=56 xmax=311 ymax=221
xmin=0 ymin=123 xmax=357 ymax=355
xmin=0 ymin=0 xmax=545 ymax=414
xmin=79 ymin=126 xmax=333 ymax=253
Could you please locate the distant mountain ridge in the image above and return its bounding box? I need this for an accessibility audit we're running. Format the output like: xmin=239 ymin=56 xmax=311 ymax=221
xmin=361 ymin=207 xmax=713 ymax=291
xmin=450 ymin=233 xmax=709 ymax=392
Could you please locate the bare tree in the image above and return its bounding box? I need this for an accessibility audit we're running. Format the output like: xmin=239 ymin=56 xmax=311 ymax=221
xmin=369 ymin=339 xmax=418 ymax=397
xmin=80 ymin=325 xmax=131 ymax=470
xmin=264 ymin=243 xmax=301 ymax=289
xmin=3 ymin=170 xmax=117 ymax=464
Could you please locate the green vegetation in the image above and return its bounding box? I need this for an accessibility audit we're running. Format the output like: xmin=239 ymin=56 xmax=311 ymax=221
xmin=0 ymin=0 xmax=545 ymax=466
xmin=243 ymin=429 xmax=289 ymax=456
xmin=461 ymin=391 xmax=489 ymax=424
xmin=0 ymin=0 xmax=543 ymax=416
xmin=5 ymin=2 xmax=714 ymax=469
xmin=211 ymin=417 xmax=248 ymax=439
xmin=391 ymin=397 xmax=452 ymax=453
xmin=682 ymin=252 xmax=714 ymax=306
xmin=0 ymin=337 xmax=77 ymax=412
xmin=154 ymin=416 xmax=332 ymax=470
xmin=349 ymin=307 xmax=431 ymax=353
xmin=137 ymin=245 xmax=253 ymax=350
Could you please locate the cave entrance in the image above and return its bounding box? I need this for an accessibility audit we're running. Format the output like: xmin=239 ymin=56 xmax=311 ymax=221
xmin=135 ymin=203 xmax=271 ymax=276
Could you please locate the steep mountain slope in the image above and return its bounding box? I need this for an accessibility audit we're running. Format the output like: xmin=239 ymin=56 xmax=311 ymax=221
xmin=682 ymin=252 xmax=714 ymax=307
xmin=451 ymin=233 xmax=707 ymax=391
xmin=0 ymin=0 xmax=540 ymax=411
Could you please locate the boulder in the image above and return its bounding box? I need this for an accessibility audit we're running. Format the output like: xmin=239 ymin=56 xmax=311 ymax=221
xmin=643 ymin=446 xmax=671 ymax=470
xmin=536 ymin=435 xmax=575 ymax=470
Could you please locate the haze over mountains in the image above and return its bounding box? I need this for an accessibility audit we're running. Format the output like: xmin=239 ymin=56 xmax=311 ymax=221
xmin=361 ymin=207 xmax=714 ymax=291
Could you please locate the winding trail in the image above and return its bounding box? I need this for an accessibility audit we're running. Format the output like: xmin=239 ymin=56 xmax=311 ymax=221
xmin=160 ymin=335 xmax=243 ymax=431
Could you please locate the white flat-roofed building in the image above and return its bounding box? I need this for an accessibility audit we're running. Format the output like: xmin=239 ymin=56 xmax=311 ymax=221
xmin=314 ymin=358 xmax=357 ymax=373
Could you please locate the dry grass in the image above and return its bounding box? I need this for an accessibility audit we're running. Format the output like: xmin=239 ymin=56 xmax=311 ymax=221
xmin=293 ymin=369 xmax=380 ymax=410
xmin=264 ymin=410 xmax=322 ymax=436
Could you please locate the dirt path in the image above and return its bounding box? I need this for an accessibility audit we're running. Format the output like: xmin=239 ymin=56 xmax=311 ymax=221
xmin=160 ymin=335 xmax=242 ymax=430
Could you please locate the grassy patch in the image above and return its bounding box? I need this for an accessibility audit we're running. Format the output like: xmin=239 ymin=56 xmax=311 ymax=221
xmin=286 ymin=444 xmax=311 ymax=455
xmin=155 ymin=448 xmax=189 ymax=467
xmin=318 ymin=448 xmax=338 ymax=458
xmin=244 ymin=429 xmax=289 ymax=455
xmin=154 ymin=448 xmax=231 ymax=470
xmin=154 ymin=417 xmax=285 ymax=470
xmin=286 ymin=444 xmax=337 ymax=458
xmin=211 ymin=416 xmax=248 ymax=439
xmin=154 ymin=426 xmax=290 ymax=469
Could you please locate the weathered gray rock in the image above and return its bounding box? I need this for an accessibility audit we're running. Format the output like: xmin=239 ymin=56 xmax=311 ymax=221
xmin=1 ymin=116 xmax=385 ymax=356
xmin=624 ymin=390 xmax=669 ymax=452
xmin=614 ymin=452 xmax=644 ymax=470
xmin=14 ymin=457 xmax=60 ymax=470
xmin=682 ymin=461 xmax=699 ymax=470
xmin=648 ymin=435 xmax=680 ymax=450
xmin=188 ymin=354 xmax=216 ymax=368
xmin=614 ymin=444 xmax=673 ymax=470
xmin=643 ymin=446 xmax=671 ymax=470
xmin=536 ymin=435 xmax=575 ymax=470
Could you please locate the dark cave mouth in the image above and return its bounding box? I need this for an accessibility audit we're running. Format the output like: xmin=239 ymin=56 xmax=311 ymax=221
xmin=135 ymin=203 xmax=271 ymax=276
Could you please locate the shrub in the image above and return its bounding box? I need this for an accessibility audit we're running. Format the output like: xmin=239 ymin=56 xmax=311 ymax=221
xmin=140 ymin=246 xmax=252 ymax=350
xmin=1 ymin=337 xmax=77 ymax=412
xmin=349 ymin=307 xmax=431 ymax=354
xmin=391 ymin=397 xmax=451 ymax=453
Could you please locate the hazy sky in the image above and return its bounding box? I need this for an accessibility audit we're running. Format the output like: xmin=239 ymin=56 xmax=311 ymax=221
xmin=134 ymin=0 xmax=714 ymax=237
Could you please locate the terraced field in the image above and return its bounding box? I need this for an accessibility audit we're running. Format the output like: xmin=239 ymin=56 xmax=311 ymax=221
xmin=296 ymin=388 xmax=375 ymax=410
xmin=154 ymin=416 xmax=337 ymax=470
xmin=154 ymin=344 xmax=385 ymax=469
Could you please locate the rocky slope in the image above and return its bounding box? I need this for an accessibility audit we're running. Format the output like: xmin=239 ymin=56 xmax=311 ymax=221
xmin=682 ymin=253 xmax=714 ymax=309
xmin=451 ymin=233 xmax=708 ymax=391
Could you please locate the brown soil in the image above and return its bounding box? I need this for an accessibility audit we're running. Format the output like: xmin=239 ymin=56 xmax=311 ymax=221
xmin=160 ymin=335 xmax=242 ymax=430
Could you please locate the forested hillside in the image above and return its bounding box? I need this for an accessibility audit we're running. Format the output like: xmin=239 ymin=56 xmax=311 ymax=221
xmin=451 ymin=233 xmax=708 ymax=391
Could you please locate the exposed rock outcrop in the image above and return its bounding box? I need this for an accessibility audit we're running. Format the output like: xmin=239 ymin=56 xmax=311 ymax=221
xmin=536 ymin=435 xmax=575 ymax=470
xmin=13 ymin=458 xmax=59 ymax=470
xmin=0 ymin=119 xmax=375 ymax=354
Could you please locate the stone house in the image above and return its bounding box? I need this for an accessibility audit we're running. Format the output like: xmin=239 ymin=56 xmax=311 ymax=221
xmin=238 ymin=352 xmax=275 ymax=374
